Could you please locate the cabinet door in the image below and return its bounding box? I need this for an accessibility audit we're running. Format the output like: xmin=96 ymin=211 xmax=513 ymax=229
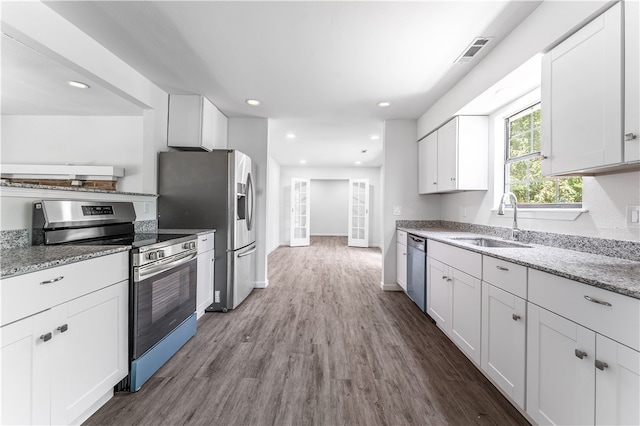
xmin=437 ymin=118 xmax=458 ymax=192
xmin=481 ymin=282 xmax=526 ymax=409
xmin=197 ymin=249 xmax=216 ymax=317
xmin=396 ymin=242 xmax=407 ymax=291
xmin=0 ymin=311 xmax=52 ymax=425
xmin=541 ymin=2 xmax=623 ymax=174
xmin=427 ymin=257 xmax=450 ymax=331
xmin=201 ymin=97 xmax=228 ymax=151
xmin=625 ymin=0 xmax=640 ymax=163
xmin=595 ymin=334 xmax=640 ymax=425
xmin=50 ymin=281 xmax=128 ymax=425
xmin=450 ymin=268 xmax=481 ymax=364
xmin=418 ymin=132 xmax=438 ymax=194
xmin=527 ymin=303 xmax=595 ymax=425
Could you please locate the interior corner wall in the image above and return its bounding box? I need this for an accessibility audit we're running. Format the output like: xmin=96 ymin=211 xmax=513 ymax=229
xmin=381 ymin=119 xmax=440 ymax=289
xmin=279 ymin=166 xmax=382 ymax=248
xmin=227 ymin=117 xmax=269 ymax=288
xmin=266 ymin=156 xmax=281 ymax=254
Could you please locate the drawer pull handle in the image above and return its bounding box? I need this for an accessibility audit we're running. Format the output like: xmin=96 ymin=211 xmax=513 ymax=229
xmin=40 ymin=276 xmax=64 ymax=285
xmin=625 ymin=133 xmax=637 ymax=141
xmin=595 ymin=360 xmax=609 ymax=370
xmin=584 ymin=295 xmax=612 ymax=307
xmin=40 ymin=333 xmax=52 ymax=342
xmin=575 ymin=349 xmax=588 ymax=359
xmin=512 ymin=314 xmax=521 ymax=321
xmin=57 ymin=324 xmax=68 ymax=333
xmin=496 ymin=266 xmax=509 ymax=271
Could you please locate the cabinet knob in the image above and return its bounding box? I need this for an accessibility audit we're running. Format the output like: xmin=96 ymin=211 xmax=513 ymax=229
xmin=57 ymin=324 xmax=68 ymax=333
xmin=433 ymin=181 xmax=437 ymax=185
xmin=442 ymin=275 xmax=448 ymax=280
xmin=574 ymin=349 xmax=588 ymax=359
xmin=40 ymin=333 xmax=52 ymax=342
xmin=512 ymin=314 xmax=521 ymax=321
xmin=625 ymin=133 xmax=637 ymax=141
xmin=595 ymin=359 xmax=609 ymax=370
xmin=450 ymin=177 xmax=456 ymax=181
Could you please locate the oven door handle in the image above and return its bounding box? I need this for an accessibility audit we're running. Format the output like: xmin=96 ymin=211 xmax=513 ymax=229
xmin=136 ymin=251 xmax=197 ymax=282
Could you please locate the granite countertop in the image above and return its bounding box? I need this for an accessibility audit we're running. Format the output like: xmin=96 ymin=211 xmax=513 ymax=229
xmin=0 ymin=181 xmax=158 ymax=197
xmin=159 ymin=228 xmax=216 ymax=235
xmin=399 ymin=227 xmax=640 ymax=300
xmin=1 ymin=245 xmax=130 ymax=279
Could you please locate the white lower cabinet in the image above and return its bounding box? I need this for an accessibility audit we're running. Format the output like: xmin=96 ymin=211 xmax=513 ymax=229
xmin=526 ymin=303 xmax=595 ymax=425
xmin=396 ymin=230 xmax=407 ymax=291
xmin=481 ymin=282 xmax=526 ymax=409
xmin=427 ymin=256 xmax=481 ymax=365
xmin=527 ymin=303 xmax=640 ymax=426
xmin=197 ymin=231 xmax=215 ymax=318
xmin=0 ymin=252 xmax=129 ymax=425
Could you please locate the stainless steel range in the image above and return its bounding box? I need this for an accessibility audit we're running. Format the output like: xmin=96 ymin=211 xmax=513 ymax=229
xmin=32 ymin=200 xmax=198 ymax=392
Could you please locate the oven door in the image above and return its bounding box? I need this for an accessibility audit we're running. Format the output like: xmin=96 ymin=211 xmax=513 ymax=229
xmin=132 ymin=251 xmax=197 ymax=359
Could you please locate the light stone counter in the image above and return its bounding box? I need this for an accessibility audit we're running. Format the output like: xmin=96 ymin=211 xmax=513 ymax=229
xmin=399 ymin=227 xmax=640 ymax=300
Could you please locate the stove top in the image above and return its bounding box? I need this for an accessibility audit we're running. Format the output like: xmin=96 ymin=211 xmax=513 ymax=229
xmin=71 ymin=233 xmax=195 ymax=249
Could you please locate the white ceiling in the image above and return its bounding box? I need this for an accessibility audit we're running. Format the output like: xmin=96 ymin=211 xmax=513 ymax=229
xmin=6 ymin=1 xmax=542 ymax=167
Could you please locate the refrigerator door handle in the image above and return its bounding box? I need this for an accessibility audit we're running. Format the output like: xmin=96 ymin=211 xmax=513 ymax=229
xmin=246 ymin=173 xmax=254 ymax=231
xmin=238 ymin=244 xmax=257 ymax=258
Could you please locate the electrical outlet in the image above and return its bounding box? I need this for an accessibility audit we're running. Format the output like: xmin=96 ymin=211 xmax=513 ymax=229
xmin=628 ymin=205 xmax=640 ymax=228
xmin=392 ymin=206 xmax=402 ymax=216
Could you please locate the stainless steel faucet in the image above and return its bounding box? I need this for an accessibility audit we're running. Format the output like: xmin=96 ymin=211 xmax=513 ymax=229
xmin=498 ymin=192 xmax=520 ymax=240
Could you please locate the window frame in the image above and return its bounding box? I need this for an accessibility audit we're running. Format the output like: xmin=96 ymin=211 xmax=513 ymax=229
xmin=503 ymin=102 xmax=582 ymax=209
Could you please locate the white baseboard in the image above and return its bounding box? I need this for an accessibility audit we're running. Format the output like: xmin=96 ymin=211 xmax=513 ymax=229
xmin=380 ymin=282 xmax=404 ymax=291
xmin=254 ymin=280 xmax=269 ymax=289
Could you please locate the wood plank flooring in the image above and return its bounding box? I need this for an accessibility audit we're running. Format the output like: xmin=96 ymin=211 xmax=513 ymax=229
xmin=86 ymin=236 xmax=529 ymax=425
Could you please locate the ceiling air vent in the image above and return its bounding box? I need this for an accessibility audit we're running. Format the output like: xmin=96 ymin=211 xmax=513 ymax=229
xmin=455 ymin=37 xmax=493 ymax=63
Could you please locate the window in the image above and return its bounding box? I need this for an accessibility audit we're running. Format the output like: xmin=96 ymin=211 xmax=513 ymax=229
xmin=505 ymin=103 xmax=582 ymax=207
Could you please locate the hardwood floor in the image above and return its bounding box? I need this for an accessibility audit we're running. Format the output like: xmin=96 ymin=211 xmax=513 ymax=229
xmin=86 ymin=236 xmax=529 ymax=425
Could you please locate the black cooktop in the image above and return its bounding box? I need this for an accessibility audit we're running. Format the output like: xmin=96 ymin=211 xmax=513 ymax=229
xmin=70 ymin=233 xmax=194 ymax=248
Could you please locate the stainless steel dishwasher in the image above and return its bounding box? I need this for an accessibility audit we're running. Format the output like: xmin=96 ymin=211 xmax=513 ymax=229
xmin=407 ymin=234 xmax=426 ymax=312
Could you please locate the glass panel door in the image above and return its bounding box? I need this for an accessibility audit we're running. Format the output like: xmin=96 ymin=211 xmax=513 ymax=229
xmin=348 ymin=178 xmax=369 ymax=247
xmin=290 ymin=177 xmax=310 ymax=247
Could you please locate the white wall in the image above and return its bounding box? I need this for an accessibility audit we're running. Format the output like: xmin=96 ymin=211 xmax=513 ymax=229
xmin=2 ymin=116 xmax=144 ymax=193
xmin=266 ymin=156 xmax=281 ymax=254
xmin=381 ymin=120 xmax=440 ymax=289
xmin=227 ymin=117 xmax=269 ymax=288
xmin=279 ymin=166 xmax=382 ymax=247
xmin=310 ymin=180 xmax=349 ymax=236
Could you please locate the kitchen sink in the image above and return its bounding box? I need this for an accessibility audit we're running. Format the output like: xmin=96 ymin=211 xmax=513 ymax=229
xmin=451 ymin=237 xmax=531 ymax=248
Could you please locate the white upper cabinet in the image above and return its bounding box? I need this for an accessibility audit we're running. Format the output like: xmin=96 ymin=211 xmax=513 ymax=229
xmin=168 ymin=95 xmax=228 ymax=151
xmin=542 ymin=2 xmax=638 ymax=175
xmin=418 ymin=116 xmax=488 ymax=194
xmin=625 ymin=0 xmax=640 ymax=163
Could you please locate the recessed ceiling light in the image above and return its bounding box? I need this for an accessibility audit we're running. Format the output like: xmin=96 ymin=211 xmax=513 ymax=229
xmin=68 ymin=80 xmax=90 ymax=89
xmin=355 ymin=161 xmax=362 ymax=165
xmin=370 ymin=135 xmax=380 ymax=140
xmin=377 ymin=101 xmax=391 ymax=108
xmin=300 ymin=160 xmax=306 ymax=164
xmin=246 ymin=99 xmax=261 ymax=106
xmin=286 ymin=133 xmax=295 ymax=139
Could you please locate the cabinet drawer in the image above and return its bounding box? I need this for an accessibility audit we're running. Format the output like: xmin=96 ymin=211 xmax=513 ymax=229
xmin=528 ymin=269 xmax=640 ymax=351
xmin=482 ymin=256 xmax=527 ymax=298
xmin=396 ymin=230 xmax=407 ymax=245
xmin=428 ymin=240 xmax=481 ymax=278
xmin=1 ymin=252 xmax=129 ymax=327
xmin=197 ymin=232 xmax=215 ymax=253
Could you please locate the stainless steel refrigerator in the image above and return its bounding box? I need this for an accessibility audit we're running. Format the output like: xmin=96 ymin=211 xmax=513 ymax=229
xmin=158 ymin=150 xmax=256 ymax=312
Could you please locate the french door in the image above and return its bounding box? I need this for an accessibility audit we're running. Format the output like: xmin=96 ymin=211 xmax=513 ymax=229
xmin=348 ymin=178 xmax=369 ymax=247
xmin=290 ymin=178 xmax=310 ymax=247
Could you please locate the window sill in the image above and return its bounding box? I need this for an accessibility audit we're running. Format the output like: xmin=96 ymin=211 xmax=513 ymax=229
xmin=491 ymin=208 xmax=588 ymax=221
